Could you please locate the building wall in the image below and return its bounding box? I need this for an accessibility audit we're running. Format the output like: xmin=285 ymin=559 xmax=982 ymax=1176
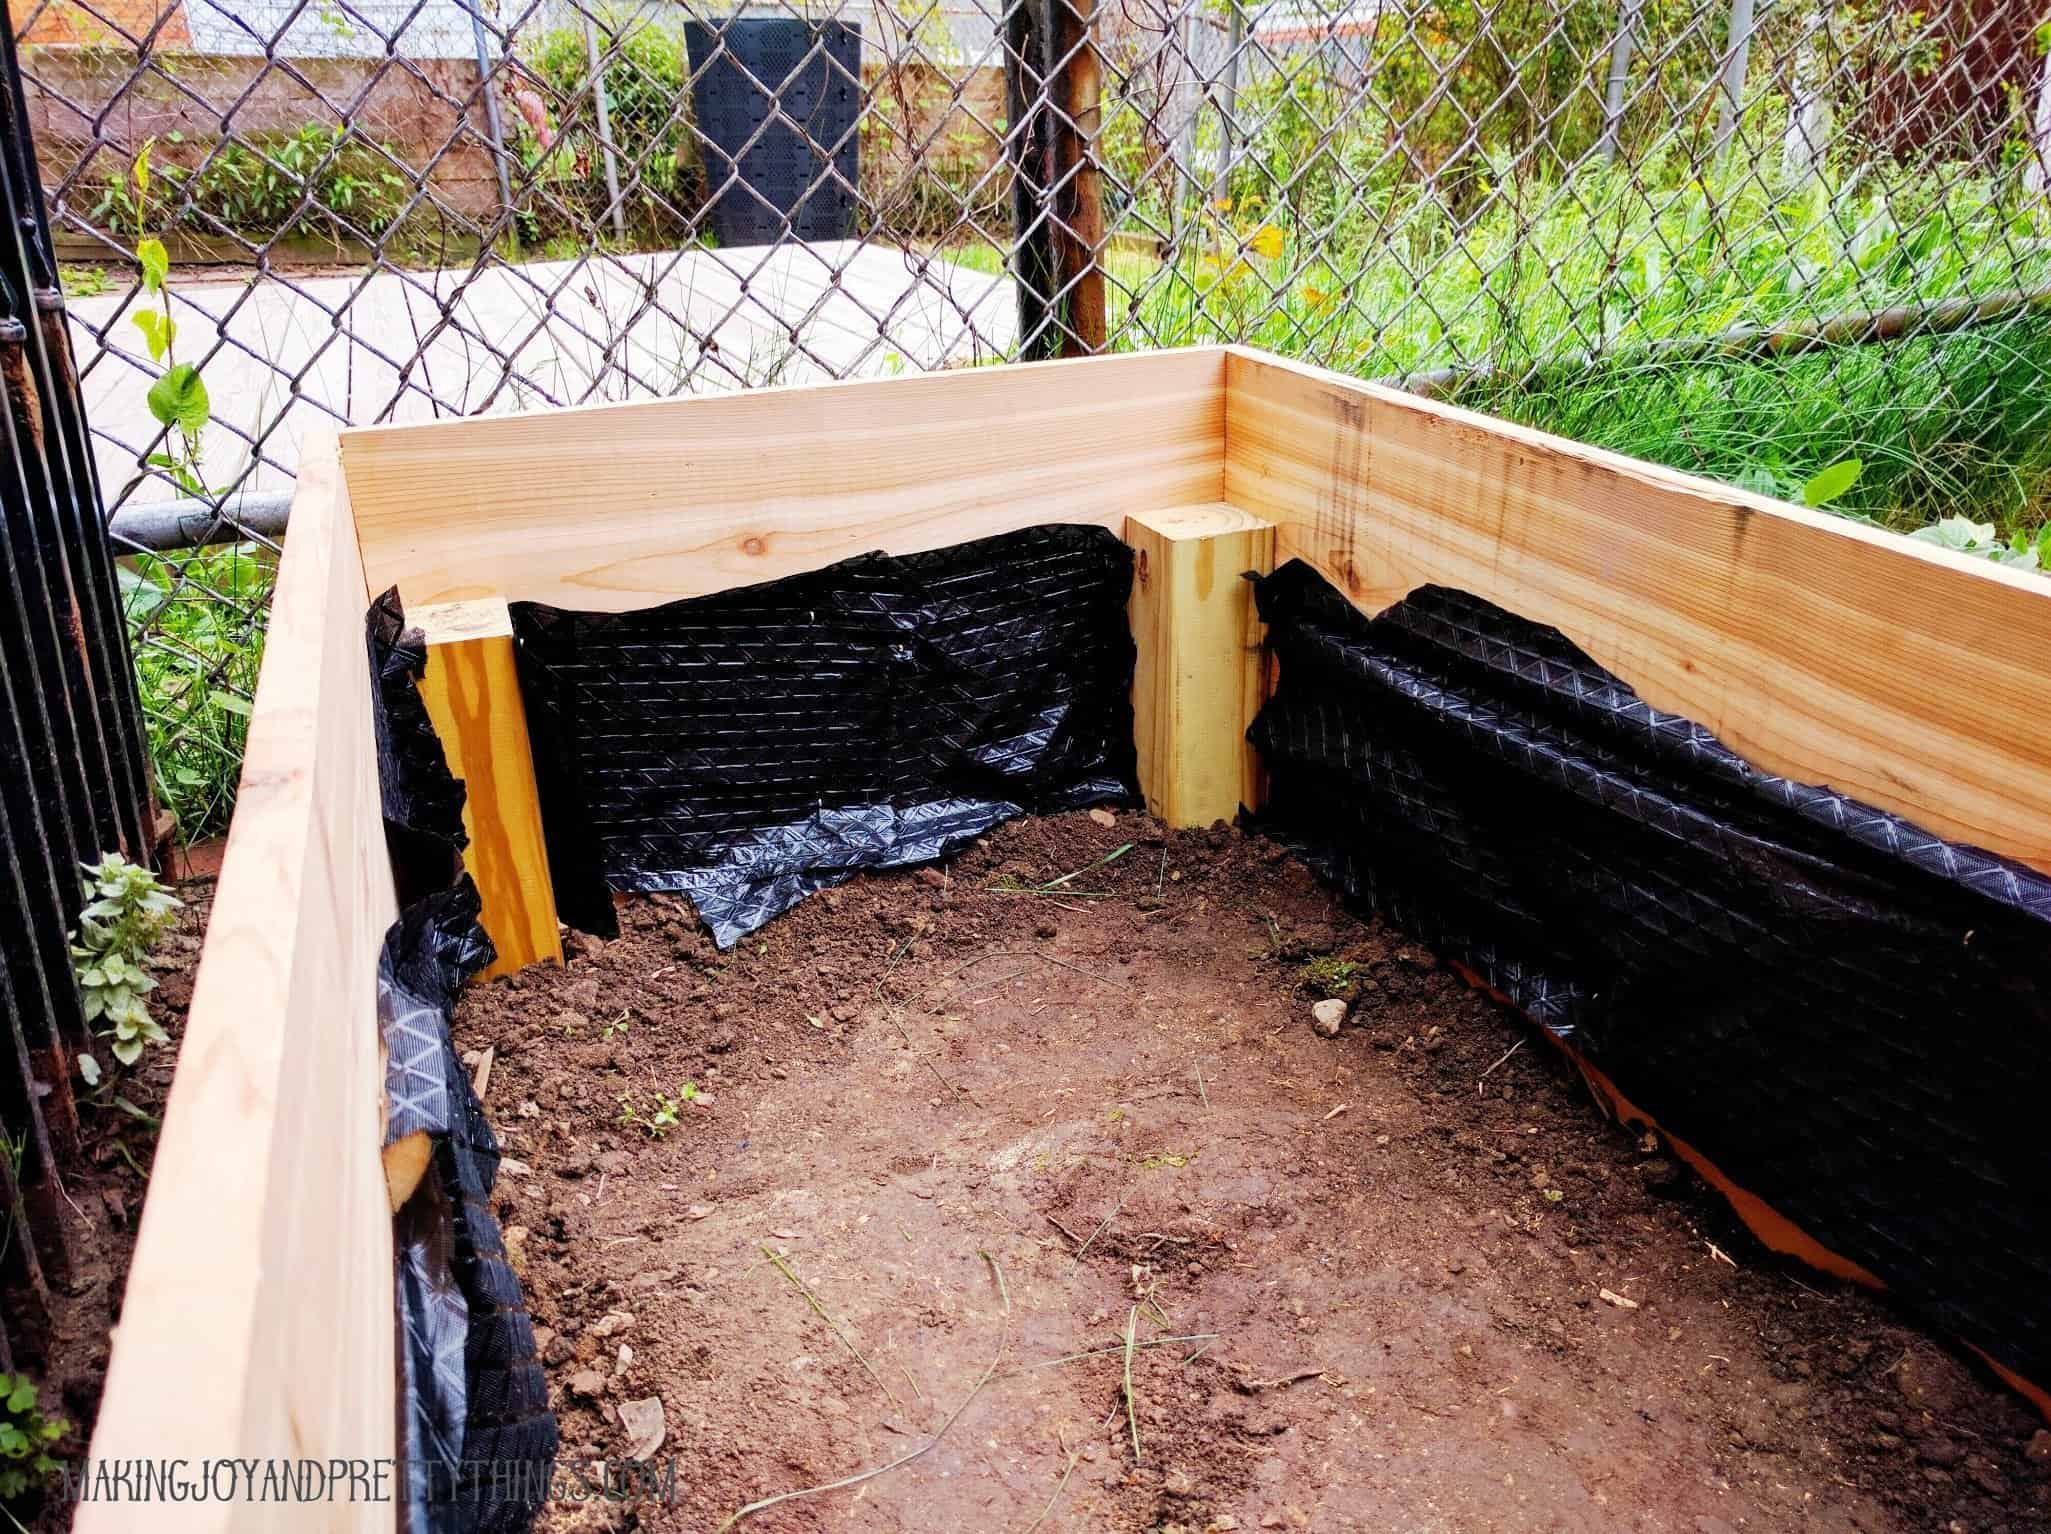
xmin=21 ymin=47 xmax=502 ymax=221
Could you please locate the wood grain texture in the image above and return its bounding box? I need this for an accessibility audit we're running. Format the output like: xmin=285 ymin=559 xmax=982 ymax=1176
xmin=83 ymin=432 xmax=398 ymax=1531
xmin=1126 ymin=503 xmax=1276 ymax=827
xmin=337 ymin=348 xmax=1227 ymax=611
xmin=413 ymin=598 xmax=562 ymax=980
xmin=1221 ymin=347 xmax=2051 ymax=874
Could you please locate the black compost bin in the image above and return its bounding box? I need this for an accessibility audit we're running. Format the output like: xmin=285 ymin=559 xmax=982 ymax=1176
xmin=684 ymin=18 xmax=861 ymax=247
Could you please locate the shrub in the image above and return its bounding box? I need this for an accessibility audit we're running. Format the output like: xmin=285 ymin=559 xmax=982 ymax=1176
xmin=516 ymin=19 xmax=703 ymax=241
xmin=91 ymin=123 xmax=410 ymax=243
xmin=70 ymin=851 xmax=182 ymax=1079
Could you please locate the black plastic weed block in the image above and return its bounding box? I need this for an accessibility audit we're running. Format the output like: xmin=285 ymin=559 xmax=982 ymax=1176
xmin=369 ymin=586 xmax=467 ymax=901
xmin=1249 ymin=560 xmax=2051 ymax=1392
xmin=384 ymin=881 xmax=558 ymax=1534
xmin=684 ymin=18 xmax=860 ymax=247
xmin=511 ymin=524 xmax=1139 ymax=947
xmin=369 ymin=594 xmax=558 ymax=1534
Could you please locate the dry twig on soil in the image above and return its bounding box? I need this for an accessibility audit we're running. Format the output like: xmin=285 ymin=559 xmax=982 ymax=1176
xmin=761 ymin=1245 xmax=900 ymax=1404
xmin=1022 ymin=1442 xmax=1083 ymax=1534
xmin=717 ymin=1253 xmax=1014 ymax=1532
xmin=1123 ymin=1305 xmax=1143 ymax=1465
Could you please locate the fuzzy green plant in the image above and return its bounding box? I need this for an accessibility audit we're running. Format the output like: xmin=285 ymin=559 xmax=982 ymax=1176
xmin=70 ymin=853 xmax=182 ymax=1082
xmin=0 ymin=1372 xmax=67 ymax=1513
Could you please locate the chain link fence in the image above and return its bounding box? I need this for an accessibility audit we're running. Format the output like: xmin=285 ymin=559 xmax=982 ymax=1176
xmin=12 ymin=0 xmax=2051 ymax=836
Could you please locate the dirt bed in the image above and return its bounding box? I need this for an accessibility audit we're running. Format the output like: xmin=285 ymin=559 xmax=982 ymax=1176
xmin=17 ymin=874 xmax=213 ymax=1533
xmin=455 ymin=811 xmax=2050 ymax=1534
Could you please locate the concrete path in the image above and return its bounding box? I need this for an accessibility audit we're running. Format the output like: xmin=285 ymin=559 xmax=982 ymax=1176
xmin=66 ymin=239 xmax=1017 ymax=507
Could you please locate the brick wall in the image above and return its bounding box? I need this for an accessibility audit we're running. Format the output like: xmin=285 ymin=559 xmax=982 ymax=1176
xmin=21 ymin=46 xmax=501 ymax=222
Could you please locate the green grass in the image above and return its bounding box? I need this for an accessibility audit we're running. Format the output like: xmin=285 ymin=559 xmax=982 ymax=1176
xmin=1106 ymin=163 xmax=2051 ymax=539
xmin=120 ymin=543 xmax=273 ymax=841
xmin=1466 ymin=318 xmax=2051 ymax=534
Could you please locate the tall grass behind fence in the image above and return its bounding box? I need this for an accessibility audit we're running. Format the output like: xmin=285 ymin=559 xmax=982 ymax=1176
xmin=10 ymin=0 xmax=2051 ymax=833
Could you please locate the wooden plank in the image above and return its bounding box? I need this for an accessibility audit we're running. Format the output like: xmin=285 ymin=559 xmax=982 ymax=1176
xmin=1125 ymin=503 xmax=1276 ymax=827
xmin=82 ymin=432 xmax=398 ymax=1532
xmin=413 ymin=598 xmax=563 ymax=980
xmin=1222 ymin=347 xmax=2051 ymax=875
xmin=1053 ymin=0 xmax=1106 ymax=354
xmin=337 ymin=348 xmax=1227 ymax=611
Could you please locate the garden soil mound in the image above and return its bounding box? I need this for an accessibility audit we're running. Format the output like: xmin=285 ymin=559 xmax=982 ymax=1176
xmin=452 ymin=811 xmax=2051 ymax=1534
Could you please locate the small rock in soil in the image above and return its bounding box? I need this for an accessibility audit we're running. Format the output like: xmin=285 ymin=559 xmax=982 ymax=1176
xmin=1638 ymin=1158 xmax=1685 ymax=1196
xmin=1088 ymin=807 xmax=1117 ymax=827
xmin=1892 ymin=1351 xmax=1964 ymax=1413
xmin=1917 ymin=1436 xmax=1963 ymax=1468
xmin=619 ymin=1395 xmax=666 ymax=1461
xmin=1310 ymin=998 xmax=1347 ymax=1037
xmin=2024 ymin=1429 xmax=2051 ymax=1472
xmin=567 ymin=1369 xmax=608 ymax=1400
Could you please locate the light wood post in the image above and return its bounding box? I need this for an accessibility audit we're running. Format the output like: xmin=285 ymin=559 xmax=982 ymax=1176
xmin=1125 ymin=503 xmax=1276 ymax=827
xmin=412 ymin=597 xmax=562 ymax=980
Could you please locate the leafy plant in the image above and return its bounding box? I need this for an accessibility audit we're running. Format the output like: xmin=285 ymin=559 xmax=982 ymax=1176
xmin=1296 ymin=956 xmax=1361 ymax=999
xmin=1908 ymin=516 xmax=2051 ymax=569
xmin=120 ymin=142 xmax=210 ymax=499
xmin=70 ymin=853 xmax=182 ymax=1080
xmin=1799 ymin=459 xmax=1864 ymax=508
xmin=617 ymin=1082 xmax=700 ymax=1138
xmin=122 ymin=541 xmax=272 ymax=839
xmin=59 ymin=264 xmax=111 ymax=298
xmin=516 ymin=19 xmax=702 ymax=242
xmin=93 ymin=124 xmax=409 ymax=245
xmin=0 ymin=1373 xmax=67 ymax=1508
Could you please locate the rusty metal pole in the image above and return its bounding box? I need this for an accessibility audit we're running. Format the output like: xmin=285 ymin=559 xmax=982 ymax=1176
xmin=1006 ymin=0 xmax=1061 ymax=359
xmin=1054 ymin=0 xmax=1106 ymax=354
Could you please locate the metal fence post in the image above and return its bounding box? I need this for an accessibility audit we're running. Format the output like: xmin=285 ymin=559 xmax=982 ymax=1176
xmin=1599 ymin=0 xmax=1643 ymax=163
xmin=1781 ymin=0 xmax=1831 ymax=184
xmin=1714 ymin=0 xmax=1757 ymax=155
xmin=1212 ymin=0 xmax=1243 ymax=204
xmin=464 ymin=0 xmax=516 ymax=232
xmin=2027 ymin=48 xmax=2051 ymax=197
xmin=1006 ymin=0 xmax=1061 ymax=358
xmin=585 ymin=17 xmax=629 ymax=245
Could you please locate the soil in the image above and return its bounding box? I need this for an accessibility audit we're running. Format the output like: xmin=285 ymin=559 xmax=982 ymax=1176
xmin=10 ymin=871 xmax=215 ymax=1533
xmin=451 ymin=811 xmax=2051 ymax=1534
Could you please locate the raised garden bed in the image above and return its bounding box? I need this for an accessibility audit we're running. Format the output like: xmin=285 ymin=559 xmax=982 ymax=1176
xmin=463 ymin=818 xmax=2047 ymax=1532
xmin=75 ymin=347 xmax=2051 ymax=1532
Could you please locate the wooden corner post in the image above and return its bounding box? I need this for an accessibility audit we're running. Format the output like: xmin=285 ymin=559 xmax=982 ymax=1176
xmin=1125 ymin=504 xmax=1276 ymax=827
xmin=411 ymin=598 xmax=562 ymax=980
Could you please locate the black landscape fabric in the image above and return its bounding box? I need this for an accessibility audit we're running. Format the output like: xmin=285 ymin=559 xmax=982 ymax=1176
xmin=369 ymin=594 xmax=558 ymax=1534
xmin=1248 ymin=560 xmax=2051 ymax=1392
xmin=368 ymin=586 xmax=468 ymax=901
xmin=510 ymin=524 xmax=1139 ymax=947
xmin=383 ymin=881 xmax=557 ymax=1534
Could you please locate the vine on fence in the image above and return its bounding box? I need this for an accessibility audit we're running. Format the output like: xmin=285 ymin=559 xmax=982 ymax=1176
xmin=125 ymin=141 xmax=208 ymax=498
